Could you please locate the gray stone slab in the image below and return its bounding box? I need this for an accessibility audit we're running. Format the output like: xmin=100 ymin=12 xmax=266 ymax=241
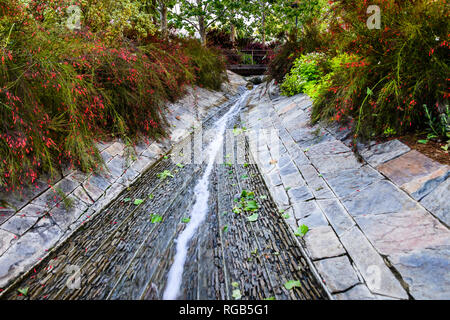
xmin=49 ymin=196 xmax=88 ymax=231
xmin=0 ymin=208 xmax=15 ymax=225
xmin=420 ymin=178 xmax=450 ymax=226
xmin=0 ymin=230 xmax=15 ymax=256
xmin=411 ymin=170 xmax=450 ymax=201
xmin=267 ymin=171 xmax=282 ymax=187
xmin=72 ymin=186 xmax=94 ymax=205
xmin=355 ymin=208 xmax=449 ymax=256
xmin=16 ymin=204 xmax=47 ymax=218
xmin=280 ymin=171 xmax=305 ymax=189
xmin=307 ymin=140 xmax=351 ymax=157
xmin=279 ymin=161 xmax=298 ymax=176
xmin=360 ymin=139 xmax=410 ymax=167
xmin=333 ymin=284 xmax=378 ymax=300
xmin=309 ymin=152 xmax=362 ymax=174
xmin=131 ymin=156 xmax=152 ymax=173
xmin=85 ymin=173 xmax=111 ymax=191
xmin=342 ymin=180 xmax=417 ymax=217
xmin=287 ymin=186 xmax=314 ymax=202
xmin=340 ymin=226 xmax=408 ymax=299
xmin=317 ymin=199 xmax=355 ymax=236
xmin=303 ymin=226 xmax=346 ymax=260
xmin=389 ymin=245 xmax=450 ymax=300
xmin=298 ymin=165 xmax=334 ymax=200
xmin=292 ymin=201 xmax=329 ymax=228
xmin=0 ymin=217 xmax=62 ymax=288
xmin=314 ymin=256 xmax=360 ymax=293
xmin=323 ymin=165 xmax=383 ymax=199
xmin=0 ymin=215 xmax=39 ymax=236
xmin=271 ymin=185 xmax=290 ymax=207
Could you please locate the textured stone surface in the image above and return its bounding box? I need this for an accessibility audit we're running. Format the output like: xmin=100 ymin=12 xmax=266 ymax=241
xmin=303 ymin=226 xmax=345 ymax=260
xmin=355 ymin=208 xmax=449 ymax=256
xmin=340 ymin=227 xmax=408 ymax=299
xmin=292 ymin=201 xmax=329 ymax=228
xmin=0 ymin=230 xmax=15 ymax=256
xmin=317 ymin=199 xmax=355 ymax=236
xmin=298 ymin=165 xmax=334 ymax=199
xmin=377 ymin=150 xmax=449 ymax=197
xmin=342 ymin=180 xmax=417 ymax=217
xmin=287 ymin=186 xmax=314 ymax=202
xmin=389 ymin=245 xmax=450 ymax=300
xmin=309 ymin=152 xmax=362 ymax=174
xmin=0 ymin=218 xmax=62 ymax=288
xmin=314 ymin=256 xmax=360 ymax=293
xmin=333 ymin=284 xmax=378 ymax=300
xmin=272 ymin=185 xmax=290 ymax=207
xmin=49 ymin=196 xmax=88 ymax=230
xmin=420 ymin=178 xmax=450 ymax=226
xmin=360 ymin=139 xmax=410 ymax=167
xmin=0 ymin=215 xmax=39 ymax=236
xmin=323 ymin=166 xmax=383 ymax=199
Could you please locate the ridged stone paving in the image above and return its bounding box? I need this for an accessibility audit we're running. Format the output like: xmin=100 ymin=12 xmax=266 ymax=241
xmin=242 ymin=81 xmax=449 ymax=300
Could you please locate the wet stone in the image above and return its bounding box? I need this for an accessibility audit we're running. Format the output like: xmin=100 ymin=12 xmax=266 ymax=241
xmin=49 ymin=196 xmax=88 ymax=231
xmin=287 ymin=186 xmax=314 ymax=202
xmin=360 ymin=139 xmax=410 ymax=167
xmin=0 ymin=230 xmax=15 ymax=256
xmin=0 ymin=217 xmax=62 ymax=288
xmin=303 ymin=226 xmax=345 ymax=260
xmin=308 ymin=152 xmax=362 ymax=174
xmin=0 ymin=215 xmax=39 ymax=236
xmin=323 ymin=166 xmax=383 ymax=199
xmin=355 ymin=208 xmax=449 ymax=256
xmin=292 ymin=201 xmax=328 ymax=228
xmin=342 ymin=180 xmax=417 ymax=217
xmin=420 ymin=178 xmax=450 ymax=226
xmin=317 ymin=199 xmax=355 ymax=236
xmin=0 ymin=208 xmax=15 ymax=225
xmin=388 ymin=245 xmax=450 ymax=300
xmin=340 ymin=226 xmax=408 ymax=299
xmin=333 ymin=284 xmax=378 ymax=300
xmin=377 ymin=150 xmax=449 ymax=197
xmin=314 ymin=256 xmax=360 ymax=293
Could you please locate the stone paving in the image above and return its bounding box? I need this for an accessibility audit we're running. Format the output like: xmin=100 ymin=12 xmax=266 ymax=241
xmin=242 ymin=81 xmax=449 ymax=300
xmin=0 ymin=72 xmax=246 ymax=291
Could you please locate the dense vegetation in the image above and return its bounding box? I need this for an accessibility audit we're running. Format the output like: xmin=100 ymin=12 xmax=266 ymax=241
xmin=1 ymin=0 xmax=448 ymax=191
xmin=270 ymin=0 xmax=449 ymax=147
xmin=0 ymin=0 xmax=226 ymax=190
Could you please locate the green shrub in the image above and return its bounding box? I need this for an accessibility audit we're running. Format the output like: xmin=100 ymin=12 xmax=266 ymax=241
xmin=280 ymin=53 xmax=324 ymax=97
xmin=0 ymin=1 xmax=225 ymax=191
xmin=181 ymin=39 xmax=227 ymax=91
xmin=311 ymin=0 xmax=450 ymax=140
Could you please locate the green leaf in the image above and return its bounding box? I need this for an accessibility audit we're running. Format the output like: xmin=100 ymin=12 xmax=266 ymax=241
xmin=244 ymin=200 xmax=259 ymax=212
xmin=181 ymin=217 xmax=190 ymax=223
xmin=418 ymin=139 xmax=429 ymax=144
xmin=176 ymin=163 xmax=185 ymax=168
xmin=150 ymin=214 xmax=163 ymax=224
xmin=232 ymin=289 xmax=241 ymax=300
xmin=231 ymin=282 xmax=239 ymax=288
xmin=284 ymin=280 xmax=301 ymax=290
xmin=134 ymin=199 xmax=144 ymax=205
xmin=241 ymin=174 xmax=249 ymax=180
xmin=295 ymin=224 xmax=309 ymax=237
xmin=148 ymin=194 xmax=154 ymax=200
xmin=223 ymin=225 xmax=229 ymax=233
xmin=285 ymin=187 xmax=292 ymax=191
xmin=123 ymin=198 xmax=131 ymax=203
xmin=366 ymin=87 xmax=373 ymax=96
xmin=264 ymin=296 xmax=276 ymax=300
xmin=18 ymin=287 xmax=29 ymax=296
xmin=282 ymin=213 xmax=290 ymax=219
xmin=247 ymin=213 xmax=259 ymax=222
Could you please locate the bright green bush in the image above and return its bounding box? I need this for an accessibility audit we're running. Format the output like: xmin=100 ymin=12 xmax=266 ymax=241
xmin=280 ymin=53 xmax=324 ymax=97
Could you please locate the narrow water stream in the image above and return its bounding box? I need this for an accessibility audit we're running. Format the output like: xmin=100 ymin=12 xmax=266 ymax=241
xmin=163 ymin=91 xmax=251 ymax=300
xmin=1 ymin=86 xmax=328 ymax=301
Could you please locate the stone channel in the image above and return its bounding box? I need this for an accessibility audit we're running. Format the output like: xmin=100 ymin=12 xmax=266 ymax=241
xmin=0 ymin=85 xmax=330 ymax=300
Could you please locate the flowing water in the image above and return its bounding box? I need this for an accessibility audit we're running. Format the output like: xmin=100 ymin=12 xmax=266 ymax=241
xmin=163 ymin=91 xmax=251 ymax=300
xmin=1 ymin=87 xmax=329 ymax=301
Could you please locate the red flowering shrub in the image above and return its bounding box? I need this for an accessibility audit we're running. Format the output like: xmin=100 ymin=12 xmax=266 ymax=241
xmin=0 ymin=0 xmax=225 ymax=190
xmin=311 ymin=0 xmax=449 ymax=140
